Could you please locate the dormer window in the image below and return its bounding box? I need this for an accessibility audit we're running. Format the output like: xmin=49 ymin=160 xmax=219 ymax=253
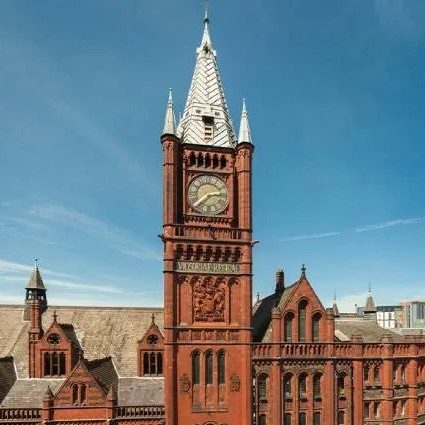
xmin=202 ymin=115 xmax=214 ymax=140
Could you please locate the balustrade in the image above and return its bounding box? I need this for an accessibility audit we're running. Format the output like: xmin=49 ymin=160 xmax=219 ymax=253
xmin=0 ymin=408 xmax=40 ymax=421
xmin=116 ymin=405 xmax=165 ymax=418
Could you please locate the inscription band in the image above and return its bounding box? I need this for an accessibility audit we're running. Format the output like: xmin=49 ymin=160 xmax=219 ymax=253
xmin=175 ymin=261 xmax=240 ymax=275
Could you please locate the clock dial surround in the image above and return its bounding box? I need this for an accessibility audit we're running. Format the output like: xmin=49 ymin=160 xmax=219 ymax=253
xmin=188 ymin=174 xmax=228 ymax=216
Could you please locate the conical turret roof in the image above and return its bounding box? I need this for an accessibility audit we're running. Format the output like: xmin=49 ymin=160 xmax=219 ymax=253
xmin=26 ymin=266 xmax=46 ymax=290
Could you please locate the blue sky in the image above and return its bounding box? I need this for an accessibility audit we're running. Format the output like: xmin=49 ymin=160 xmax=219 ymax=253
xmin=1 ymin=0 xmax=424 ymax=311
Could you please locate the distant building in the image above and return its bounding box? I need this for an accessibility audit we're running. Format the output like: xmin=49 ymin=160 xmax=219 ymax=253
xmin=400 ymin=301 xmax=425 ymax=328
xmin=376 ymin=305 xmax=402 ymax=329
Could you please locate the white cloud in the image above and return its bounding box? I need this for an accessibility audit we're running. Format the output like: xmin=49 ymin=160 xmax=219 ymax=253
xmin=281 ymin=232 xmax=341 ymax=242
xmin=356 ymin=217 xmax=425 ymax=233
xmin=29 ymin=204 xmax=160 ymax=261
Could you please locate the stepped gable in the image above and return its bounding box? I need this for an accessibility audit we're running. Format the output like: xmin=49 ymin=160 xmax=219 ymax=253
xmin=0 ymin=357 xmax=16 ymax=403
xmin=0 ymin=305 xmax=163 ymax=378
xmin=118 ymin=377 xmax=164 ymax=406
xmin=0 ymin=379 xmax=64 ymax=408
xmin=334 ymin=316 xmax=402 ymax=342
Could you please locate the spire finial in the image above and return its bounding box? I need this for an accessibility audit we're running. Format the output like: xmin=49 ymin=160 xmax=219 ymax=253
xmin=34 ymin=258 xmax=39 ymax=270
xmin=368 ymin=281 xmax=372 ymax=294
xmin=151 ymin=312 xmax=156 ymax=325
xmin=256 ymin=292 xmax=260 ymax=302
xmin=161 ymin=89 xmax=177 ymax=136
xmin=238 ymin=98 xmax=253 ymax=145
xmin=200 ymin=3 xmax=212 ymax=48
xmin=301 ymin=264 xmax=306 ymax=278
xmin=53 ymin=310 xmax=57 ymax=323
xmin=204 ymin=0 xmax=209 ymax=24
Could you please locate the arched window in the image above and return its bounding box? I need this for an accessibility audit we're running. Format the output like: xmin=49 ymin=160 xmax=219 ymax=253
xmin=400 ymin=364 xmax=406 ymax=381
xmin=299 ymin=412 xmax=306 ymax=425
xmin=192 ymin=351 xmax=200 ymax=385
xmin=205 ymin=351 xmax=213 ymax=385
xmin=298 ymin=300 xmax=308 ymax=342
xmin=258 ymin=374 xmax=268 ymax=401
xmin=80 ymin=384 xmax=86 ymax=404
xmin=212 ymin=154 xmax=219 ymax=168
xmin=365 ymin=402 xmax=370 ymax=418
xmin=374 ymin=365 xmax=380 ymax=383
xmin=363 ymin=365 xmax=369 ymax=383
xmin=313 ymin=373 xmax=322 ymax=399
xmin=338 ymin=411 xmax=345 ymax=425
xmin=218 ymin=351 xmax=225 ymax=385
xmin=283 ymin=374 xmax=293 ymax=399
xmin=205 ymin=153 xmax=211 ymax=168
xmin=284 ymin=413 xmax=292 ymax=425
xmin=313 ymin=412 xmax=321 ymax=425
xmin=43 ymin=351 xmax=66 ymax=377
xmin=337 ymin=373 xmax=346 ymax=397
xmin=312 ymin=313 xmax=321 ymax=342
xmin=284 ymin=313 xmax=293 ymax=342
xmin=299 ymin=373 xmax=307 ymax=399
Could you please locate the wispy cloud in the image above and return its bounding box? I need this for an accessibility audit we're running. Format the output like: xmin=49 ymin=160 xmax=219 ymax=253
xmin=281 ymin=216 xmax=425 ymax=242
xmin=355 ymin=217 xmax=425 ymax=233
xmin=29 ymin=204 xmax=160 ymax=261
xmin=0 ymin=258 xmax=122 ymax=294
xmin=281 ymin=232 xmax=341 ymax=242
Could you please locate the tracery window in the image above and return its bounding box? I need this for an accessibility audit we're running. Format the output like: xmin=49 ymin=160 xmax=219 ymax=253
xmin=284 ymin=313 xmax=293 ymax=342
xmin=192 ymin=351 xmax=200 ymax=385
xmin=298 ymin=300 xmax=307 ymax=342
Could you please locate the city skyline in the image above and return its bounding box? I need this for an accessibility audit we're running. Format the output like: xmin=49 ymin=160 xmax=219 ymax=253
xmin=1 ymin=0 xmax=425 ymax=311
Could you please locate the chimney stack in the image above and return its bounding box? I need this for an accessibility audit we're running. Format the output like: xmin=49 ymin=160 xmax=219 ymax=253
xmin=275 ymin=269 xmax=284 ymax=294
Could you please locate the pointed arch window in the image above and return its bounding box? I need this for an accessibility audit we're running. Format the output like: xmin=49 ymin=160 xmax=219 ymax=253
xmin=364 ymin=365 xmax=369 ymax=383
xmin=338 ymin=411 xmax=345 ymax=425
xmin=313 ymin=373 xmax=322 ymax=399
xmin=313 ymin=412 xmax=321 ymax=425
xmin=299 ymin=373 xmax=307 ymax=399
xmin=284 ymin=313 xmax=293 ymax=342
xmin=205 ymin=351 xmax=213 ymax=384
xmin=284 ymin=413 xmax=292 ymax=425
xmin=312 ymin=313 xmax=321 ymax=342
xmin=258 ymin=373 xmax=268 ymax=402
xmin=192 ymin=351 xmax=200 ymax=385
xmin=338 ymin=373 xmax=346 ymax=397
xmin=283 ymin=373 xmax=293 ymax=399
xmin=299 ymin=412 xmax=306 ymax=425
xmin=71 ymin=383 xmax=87 ymax=406
xmin=298 ymin=300 xmax=308 ymax=342
xmin=374 ymin=365 xmax=380 ymax=383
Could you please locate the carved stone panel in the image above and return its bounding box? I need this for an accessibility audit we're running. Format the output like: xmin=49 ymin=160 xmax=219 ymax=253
xmin=180 ymin=374 xmax=191 ymax=393
xmin=193 ymin=277 xmax=225 ymax=322
xmin=230 ymin=374 xmax=241 ymax=392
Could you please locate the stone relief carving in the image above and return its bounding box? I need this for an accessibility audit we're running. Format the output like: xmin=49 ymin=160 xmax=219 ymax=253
xmin=229 ymin=374 xmax=241 ymax=392
xmin=180 ymin=374 xmax=191 ymax=393
xmin=193 ymin=277 xmax=225 ymax=322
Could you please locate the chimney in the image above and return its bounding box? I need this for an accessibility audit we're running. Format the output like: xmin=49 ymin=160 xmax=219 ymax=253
xmin=275 ymin=269 xmax=284 ymax=294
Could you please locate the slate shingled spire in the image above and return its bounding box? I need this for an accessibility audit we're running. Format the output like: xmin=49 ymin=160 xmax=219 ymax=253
xmin=161 ymin=89 xmax=177 ymax=136
xmin=177 ymin=12 xmax=236 ymax=148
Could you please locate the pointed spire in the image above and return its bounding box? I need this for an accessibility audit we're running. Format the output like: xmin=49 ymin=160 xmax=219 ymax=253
xmin=44 ymin=385 xmax=54 ymax=399
xmin=332 ymin=292 xmax=340 ymax=317
xmin=177 ymin=10 xmax=236 ymax=148
xmin=151 ymin=312 xmax=156 ymax=325
xmin=26 ymin=261 xmax=46 ymax=290
xmin=238 ymin=99 xmax=253 ymax=145
xmin=364 ymin=285 xmax=377 ymax=314
xmin=162 ymin=88 xmax=177 ymax=136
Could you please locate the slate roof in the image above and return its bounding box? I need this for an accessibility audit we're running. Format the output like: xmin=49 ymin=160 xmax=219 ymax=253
xmin=0 ymin=378 xmax=64 ymax=408
xmin=334 ymin=316 xmax=402 ymax=342
xmin=252 ymin=282 xmax=299 ymax=342
xmin=87 ymin=357 xmax=118 ymax=393
xmin=118 ymin=377 xmax=164 ymax=406
xmin=0 ymin=305 xmax=163 ymax=378
xmin=26 ymin=267 xmax=46 ymax=290
xmin=0 ymin=357 xmax=16 ymax=403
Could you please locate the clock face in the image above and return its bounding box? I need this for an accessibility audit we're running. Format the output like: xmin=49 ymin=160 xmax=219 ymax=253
xmin=188 ymin=174 xmax=228 ymax=215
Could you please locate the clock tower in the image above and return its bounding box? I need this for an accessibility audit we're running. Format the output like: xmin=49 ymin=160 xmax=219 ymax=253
xmin=160 ymin=13 xmax=254 ymax=425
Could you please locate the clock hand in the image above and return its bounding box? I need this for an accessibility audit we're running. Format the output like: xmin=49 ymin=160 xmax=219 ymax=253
xmin=193 ymin=193 xmax=210 ymax=207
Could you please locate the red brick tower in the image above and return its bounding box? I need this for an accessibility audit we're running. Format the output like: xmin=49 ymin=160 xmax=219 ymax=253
xmin=161 ymin=13 xmax=254 ymax=425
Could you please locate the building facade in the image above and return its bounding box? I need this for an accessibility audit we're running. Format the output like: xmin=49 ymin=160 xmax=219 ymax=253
xmin=1 ymin=13 xmax=425 ymax=425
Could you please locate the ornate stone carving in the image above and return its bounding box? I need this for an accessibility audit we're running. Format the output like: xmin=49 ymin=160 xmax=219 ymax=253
xmin=229 ymin=374 xmax=241 ymax=392
xmin=193 ymin=277 xmax=225 ymax=322
xmin=180 ymin=374 xmax=191 ymax=393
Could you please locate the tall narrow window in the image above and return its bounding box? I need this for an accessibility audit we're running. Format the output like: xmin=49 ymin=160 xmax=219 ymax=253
xmin=298 ymin=300 xmax=307 ymax=342
xmin=374 ymin=402 xmax=381 ymax=418
xmin=365 ymin=402 xmax=370 ymax=419
xmin=313 ymin=373 xmax=322 ymax=399
xmin=299 ymin=413 xmax=306 ymax=425
xmin=52 ymin=352 xmax=59 ymax=376
xmin=59 ymin=352 xmax=66 ymax=375
xmin=284 ymin=313 xmax=293 ymax=342
xmin=44 ymin=352 xmax=50 ymax=376
xmin=363 ymin=366 xmax=369 ymax=383
xmin=338 ymin=411 xmax=345 ymax=425
xmin=312 ymin=313 xmax=321 ymax=342
xmin=283 ymin=374 xmax=292 ymax=399
xmin=313 ymin=412 xmax=321 ymax=425
xmin=337 ymin=374 xmax=346 ymax=397
xmin=284 ymin=413 xmax=292 ymax=425
xmin=143 ymin=353 xmax=149 ymax=375
xmin=150 ymin=352 xmax=156 ymax=374
xmin=72 ymin=384 xmax=78 ymax=404
xmin=374 ymin=365 xmax=380 ymax=383
xmin=259 ymin=414 xmax=267 ymax=425
xmin=218 ymin=351 xmax=225 ymax=384
xmin=299 ymin=373 xmax=307 ymax=399
xmin=258 ymin=374 xmax=268 ymax=401
xmin=80 ymin=384 xmax=86 ymax=404
xmin=205 ymin=351 xmax=213 ymax=385
xmin=157 ymin=353 xmax=163 ymax=374
xmin=192 ymin=351 xmax=200 ymax=385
